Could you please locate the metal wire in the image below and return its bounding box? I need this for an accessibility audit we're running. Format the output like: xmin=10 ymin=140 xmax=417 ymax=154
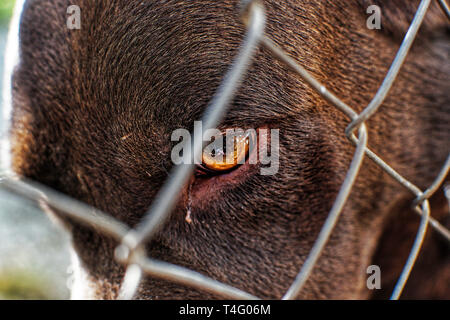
xmin=0 ymin=176 xmax=129 ymax=241
xmin=391 ymin=201 xmax=430 ymax=300
xmin=0 ymin=175 xmax=258 ymax=300
xmin=0 ymin=0 xmax=449 ymax=301
xmin=121 ymin=1 xmax=267 ymax=253
xmin=135 ymin=256 xmax=258 ymax=300
xmin=345 ymin=0 xmax=432 ymax=137
xmin=282 ymin=125 xmax=368 ymax=300
xmin=438 ymin=0 xmax=450 ymax=19
xmin=413 ymin=155 xmax=450 ymax=207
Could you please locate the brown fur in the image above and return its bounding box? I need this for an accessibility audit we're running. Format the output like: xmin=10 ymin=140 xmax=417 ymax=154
xmin=10 ymin=0 xmax=450 ymax=299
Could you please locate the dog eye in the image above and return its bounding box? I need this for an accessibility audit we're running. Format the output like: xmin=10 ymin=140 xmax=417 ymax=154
xmin=199 ymin=131 xmax=252 ymax=173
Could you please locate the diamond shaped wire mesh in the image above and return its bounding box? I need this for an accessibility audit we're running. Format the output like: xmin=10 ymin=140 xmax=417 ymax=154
xmin=0 ymin=0 xmax=449 ymax=300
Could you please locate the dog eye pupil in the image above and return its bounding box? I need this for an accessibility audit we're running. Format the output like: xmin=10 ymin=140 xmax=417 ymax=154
xmin=199 ymin=131 xmax=252 ymax=173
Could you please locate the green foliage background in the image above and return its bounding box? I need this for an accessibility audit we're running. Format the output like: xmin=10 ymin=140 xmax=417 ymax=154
xmin=0 ymin=0 xmax=16 ymax=26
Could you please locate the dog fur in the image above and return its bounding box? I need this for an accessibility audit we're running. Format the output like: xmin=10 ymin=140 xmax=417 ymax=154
xmin=10 ymin=0 xmax=450 ymax=299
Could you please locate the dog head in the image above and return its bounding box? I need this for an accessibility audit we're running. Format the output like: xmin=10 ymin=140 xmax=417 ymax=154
xmin=10 ymin=0 xmax=450 ymax=299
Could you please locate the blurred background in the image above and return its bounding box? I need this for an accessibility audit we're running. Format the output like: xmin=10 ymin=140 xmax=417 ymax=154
xmin=0 ymin=0 xmax=71 ymax=300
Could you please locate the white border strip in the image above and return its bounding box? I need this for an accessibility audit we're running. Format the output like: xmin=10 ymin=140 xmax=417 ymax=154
xmin=1 ymin=0 xmax=26 ymax=174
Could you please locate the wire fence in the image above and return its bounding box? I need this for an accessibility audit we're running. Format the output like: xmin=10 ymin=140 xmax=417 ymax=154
xmin=1 ymin=0 xmax=449 ymax=300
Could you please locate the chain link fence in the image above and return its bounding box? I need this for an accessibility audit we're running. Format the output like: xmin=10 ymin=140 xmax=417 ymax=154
xmin=1 ymin=0 xmax=449 ymax=300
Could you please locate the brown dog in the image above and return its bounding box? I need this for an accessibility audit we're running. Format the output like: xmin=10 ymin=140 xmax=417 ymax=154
xmin=10 ymin=0 xmax=450 ymax=299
